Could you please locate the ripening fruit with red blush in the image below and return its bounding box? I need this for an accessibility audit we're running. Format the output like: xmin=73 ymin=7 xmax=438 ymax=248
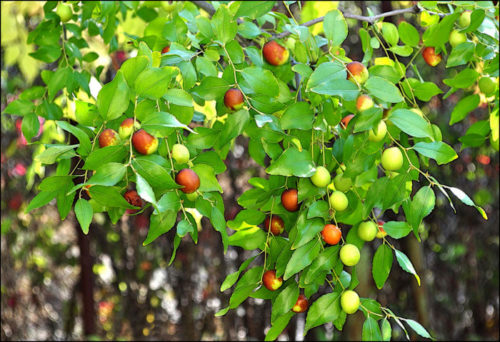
xmin=132 ymin=129 xmax=158 ymax=155
xmin=292 ymin=294 xmax=309 ymax=313
xmin=264 ymin=215 xmax=285 ymax=235
xmin=341 ymin=114 xmax=354 ymax=129
xmin=224 ymin=88 xmax=244 ymax=111
xmin=321 ymin=224 xmax=342 ymax=245
xmin=346 ymin=61 xmax=369 ymax=84
xmin=263 ymin=41 xmax=289 ymax=66
xmin=119 ymin=118 xmax=139 ymax=139
xmin=281 ymin=189 xmax=299 ymax=212
xmin=422 ymin=47 xmax=442 ymax=67
xmin=162 ymin=45 xmax=170 ymax=54
xmin=376 ymin=220 xmax=387 ymax=239
xmin=124 ymin=190 xmax=143 ymax=213
xmin=262 ymin=270 xmax=283 ymax=291
xmin=99 ymin=129 xmax=120 ymax=148
xmin=175 ymin=169 xmax=200 ymax=194
xmin=356 ymin=94 xmax=374 ymax=112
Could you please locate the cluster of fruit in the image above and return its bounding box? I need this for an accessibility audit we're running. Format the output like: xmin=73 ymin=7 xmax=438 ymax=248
xmin=98 ymin=118 xmax=200 ymax=207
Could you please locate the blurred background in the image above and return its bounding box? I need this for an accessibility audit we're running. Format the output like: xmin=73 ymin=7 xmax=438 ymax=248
xmin=1 ymin=1 xmax=499 ymax=341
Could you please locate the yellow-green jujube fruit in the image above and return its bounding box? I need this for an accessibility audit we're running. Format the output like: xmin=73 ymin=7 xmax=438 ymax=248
xmin=341 ymin=290 xmax=360 ymax=314
xmin=449 ymin=30 xmax=467 ymax=48
xmin=172 ymin=144 xmax=190 ymax=164
xmin=56 ymin=3 xmax=72 ymax=22
xmin=311 ymin=166 xmax=331 ymax=188
xmin=340 ymin=244 xmax=360 ymax=266
xmin=329 ymin=191 xmax=348 ymax=211
xmin=368 ymin=120 xmax=387 ymax=142
xmin=478 ymin=77 xmax=497 ymax=97
xmin=381 ymin=147 xmax=404 ymax=171
xmin=333 ymin=173 xmax=352 ymax=192
xmin=358 ymin=221 xmax=378 ymax=241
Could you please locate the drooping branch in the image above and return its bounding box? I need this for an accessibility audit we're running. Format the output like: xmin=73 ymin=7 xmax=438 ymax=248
xmin=191 ymin=0 xmax=215 ymax=16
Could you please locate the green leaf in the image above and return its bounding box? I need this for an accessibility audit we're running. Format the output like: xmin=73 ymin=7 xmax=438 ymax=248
xmin=306 ymin=200 xmax=329 ymax=220
xmin=381 ymin=318 xmax=392 ymax=341
xmin=228 ymin=227 xmax=267 ymax=250
xmin=136 ymin=173 xmax=156 ymax=205
xmin=304 ymin=292 xmax=341 ymax=334
xmin=48 ymin=67 xmax=71 ymax=102
xmin=389 ymin=45 xmax=413 ymax=57
xmin=381 ymin=22 xmax=399 ymax=46
xmin=398 ymin=21 xmax=419 ymax=47
xmin=38 ymin=175 xmax=72 ymax=192
xmin=176 ymin=219 xmax=194 ymax=238
xmin=443 ymin=68 xmax=479 ymax=89
xmin=406 ymin=186 xmax=435 ymax=239
xmin=25 ymin=190 xmax=58 ymax=213
xmin=235 ymin=1 xmax=276 ymax=19
xmin=284 ymin=238 xmax=321 ymax=280
xmin=156 ymin=191 xmax=180 ymax=213
xmin=143 ymin=210 xmax=177 ymax=245
xmin=383 ymin=221 xmax=412 ymax=239
xmin=449 ymin=94 xmax=480 ymax=125
xmin=220 ymin=255 xmax=258 ymax=292
xmin=446 ymin=186 xmax=488 ymax=220
xmin=372 ymin=244 xmax=393 ymax=289
xmin=211 ymin=206 xmax=229 ymax=253
xmin=212 ymin=5 xmax=237 ymax=44
xmin=88 ymin=185 xmax=137 ymax=209
xmin=218 ymin=109 xmax=250 ymax=148
xmin=280 ymin=102 xmax=314 ymax=130
xmin=362 ymin=316 xmax=383 ymax=341
xmin=192 ymin=76 xmax=230 ymax=100
xmin=307 ymin=62 xmax=358 ymax=101
xmin=36 ymin=145 xmax=78 ymax=165
xmin=21 ymin=113 xmax=39 ymax=143
xmin=56 ymin=121 xmax=92 ymax=156
xmin=240 ymin=67 xmax=279 ymax=97
xmin=29 ymin=45 xmax=61 ymax=63
xmin=97 ymin=71 xmax=130 ymax=121
xmin=303 ymin=246 xmax=340 ymax=285
xmin=132 ymin=158 xmax=179 ymax=192
xmin=293 ymin=218 xmax=324 ymax=250
xmin=141 ymin=111 xmax=195 ymax=134
xmin=87 ymin=162 xmax=126 ymax=186
xmin=324 ymin=10 xmax=347 ymax=46
xmin=83 ymin=145 xmax=128 ymax=170
xmin=266 ymin=147 xmax=315 ymax=177
xmin=404 ymin=319 xmax=432 ymax=339
xmin=446 ymin=42 xmax=475 ymax=68
xmin=192 ymin=164 xmax=222 ymax=193
xmin=120 ymin=56 xmax=150 ymax=89
xmin=265 ymin=311 xmax=294 ymax=341
xmin=411 ymin=82 xmax=443 ymax=101
xmin=227 ymin=266 xmax=263 ymax=309
xmin=413 ymin=141 xmax=457 ymax=165
xmin=135 ymin=66 xmax=178 ymax=99
xmin=365 ymin=76 xmax=403 ymax=103
xmin=388 ymin=109 xmax=434 ymax=139
xmin=394 ymin=249 xmax=420 ymax=286
xmin=271 ymin=282 xmax=299 ymax=323
xmin=75 ymin=198 xmax=93 ymax=234
xmin=163 ymin=88 xmax=193 ymax=107
xmin=3 ymin=99 xmax=35 ymax=116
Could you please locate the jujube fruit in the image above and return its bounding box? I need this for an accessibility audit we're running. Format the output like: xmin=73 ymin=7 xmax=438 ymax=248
xmin=321 ymin=224 xmax=342 ymax=245
xmin=376 ymin=220 xmax=387 ymax=239
xmin=162 ymin=45 xmax=170 ymax=54
xmin=333 ymin=173 xmax=352 ymax=192
xmin=56 ymin=2 xmax=72 ymax=22
xmin=99 ymin=129 xmax=120 ymax=148
xmin=340 ymin=244 xmax=360 ymax=266
xmin=224 ymin=88 xmax=244 ymax=111
xmin=264 ymin=215 xmax=285 ymax=235
xmin=124 ymin=190 xmax=143 ymax=208
xmin=346 ymin=61 xmax=369 ymax=84
xmin=175 ymin=169 xmax=200 ymax=194
xmin=422 ymin=47 xmax=442 ymax=67
xmin=281 ymin=188 xmax=299 ymax=212
xmin=262 ymin=270 xmax=283 ymax=291
xmin=292 ymin=294 xmax=309 ymax=313
xmin=132 ymin=129 xmax=158 ymax=155
xmin=341 ymin=114 xmax=355 ymax=129
xmin=458 ymin=10 xmax=471 ymax=28
xmin=381 ymin=147 xmax=404 ymax=171
xmin=341 ymin=290 xmax=360 ymax=314
xmin=119 ymin=118 xmax=139 ymax=139
xmin=358 ymin=221 xmax=378 ymax=242
xmin=263 ymin=41 xmax=289 ymax=66
xmin=356 ymin=94 xmax=374 ymax=112
xmin=368 ymin=120 xmax=387 ymax=142
xmin=172 ymin=144 xmax=190 ymax=164
xmin=311 ymin=166 xmax=331 ymax=188
xmin=329 ymin=191 xmax=348 ymax=212
xmin=449 ymin=30 xmax=467 ymax=48
xmin=478 ymin=77 xmax=497 ymax=97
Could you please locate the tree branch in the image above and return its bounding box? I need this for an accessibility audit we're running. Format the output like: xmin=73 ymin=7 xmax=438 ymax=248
xmin=275 ymin=5 xmax=421 ymax=39
xmin=191 ymin=0 xmax=215 ymax=16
